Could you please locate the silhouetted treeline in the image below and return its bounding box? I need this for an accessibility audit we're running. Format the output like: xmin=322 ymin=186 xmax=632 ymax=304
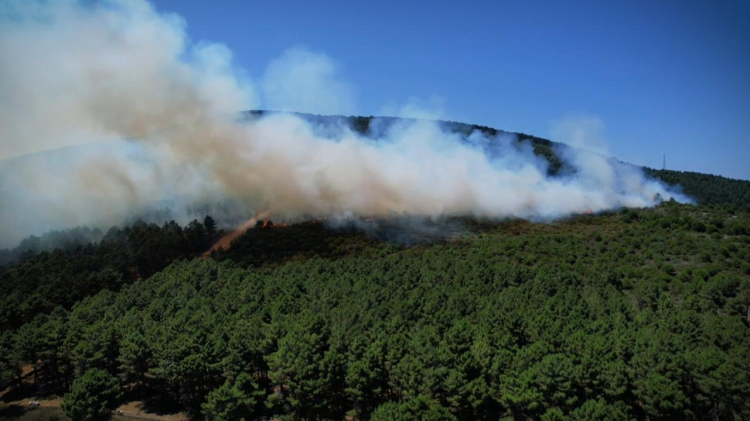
xmin=0 ymin=217 xmax=219 ymax=331
xmin=211 ymin=221 xmax=382 ymax=268
xmin=211 ymin=217 xmax=485 ymax=269
xmin=2 ymin=202 xmax=749 ymax=420
xmin=0 ymin=226 xmax=104 ymax=266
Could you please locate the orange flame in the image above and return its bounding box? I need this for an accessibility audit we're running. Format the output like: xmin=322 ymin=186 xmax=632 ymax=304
xmin=201 ymin=210 xmax=270 ymax=257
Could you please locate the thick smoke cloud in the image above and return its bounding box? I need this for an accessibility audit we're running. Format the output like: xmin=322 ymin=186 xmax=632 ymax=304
xmin=0 ymin=0 xmax=689 ymax=248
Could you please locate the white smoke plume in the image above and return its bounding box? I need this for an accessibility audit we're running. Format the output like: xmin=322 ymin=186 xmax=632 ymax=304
xmin=0 ymin=0 xmax=689 ymax=248
xmin=380 ymin=95 xmax=447 ymax=120
xmin=261 ymin=47 xmax=356 ymax=115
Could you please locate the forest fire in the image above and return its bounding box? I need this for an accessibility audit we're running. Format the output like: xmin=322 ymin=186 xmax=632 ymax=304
xmin=255 ymin=219 xmax=290 ymax=228
xmin=0 ymin=0 xmax=742 ymax=419
xmin=256 ymin=220 xmax=273 ymax=228
xmin=201 ymin=213 xmax=296 ymax=258
xmin=201 ymin=211 xmax=270 ymax=257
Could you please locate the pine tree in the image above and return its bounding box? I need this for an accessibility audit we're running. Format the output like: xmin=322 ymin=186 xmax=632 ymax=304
xmin=204 ymin=215 xmax=218 ymax=237
xmin=62 ymin=368 xmax=121 ymax=421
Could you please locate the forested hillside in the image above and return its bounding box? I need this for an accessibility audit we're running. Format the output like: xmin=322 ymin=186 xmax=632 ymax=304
xmin=0 ymin=227 xmax=104 ymax=266
xmin=2 ymin=114 xmax=750 ymax=421
xmin=644 ymin=169 xmax=750 ymax=207
xmin=2 ymin=202 xmax=749 ymax=421
xmin=0 ymin=217 xmax=220 ymax=331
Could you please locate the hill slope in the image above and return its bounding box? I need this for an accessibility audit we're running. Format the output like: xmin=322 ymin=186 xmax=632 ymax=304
xmin=246 ymin=111 xmax=750 ymax=207
xmin=1 ymin=201 xmax=748 ymax=421
xmin=1 ymin=112 xmax=749 ymax=420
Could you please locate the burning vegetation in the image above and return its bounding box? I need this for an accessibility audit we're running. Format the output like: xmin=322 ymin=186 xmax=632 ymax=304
xmin=255 ymin=220 xmax=290 ymax=228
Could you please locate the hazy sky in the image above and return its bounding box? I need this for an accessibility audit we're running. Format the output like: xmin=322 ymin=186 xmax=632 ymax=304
xmin=151 ymin=0 xmax=750 ymax=180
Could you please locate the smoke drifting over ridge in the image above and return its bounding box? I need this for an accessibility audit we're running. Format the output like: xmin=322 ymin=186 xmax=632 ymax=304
xmin=0 ymin=0 xmax=689 ymax=248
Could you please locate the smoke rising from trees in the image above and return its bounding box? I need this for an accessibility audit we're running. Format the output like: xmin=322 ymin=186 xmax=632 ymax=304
xmin=0 ymin=0 xmax=689 ymax=247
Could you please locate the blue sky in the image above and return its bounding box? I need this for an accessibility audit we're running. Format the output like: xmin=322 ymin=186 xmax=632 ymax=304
xmin=150 ymin=0 xmax=750 ymax=180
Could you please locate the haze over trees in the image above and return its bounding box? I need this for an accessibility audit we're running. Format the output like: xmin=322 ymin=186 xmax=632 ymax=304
xmin=0 ymin=218 xmax=220 ymax=331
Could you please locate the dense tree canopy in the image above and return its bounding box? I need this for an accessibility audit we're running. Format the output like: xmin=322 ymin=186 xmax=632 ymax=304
xmin=0 ymin=218 xmax=219 ymax=331
xmin=2 ymin=114 xmax=749 ymax=419
xmin=645 ymin=168 xmax=750 ymax=207
xmin=1 ymin=201 xmax=749 ymax=420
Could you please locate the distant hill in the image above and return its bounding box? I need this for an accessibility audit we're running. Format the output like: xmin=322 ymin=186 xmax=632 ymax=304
xmin=644 ymin=168 xmax=750 ymax=207
xmin=245 ymin=110 xmax=567 ymax=174
xmin=1 ymin=111 xmax=748 ymax=259
xmin=246 ymin=111 xmax=750 ymax=207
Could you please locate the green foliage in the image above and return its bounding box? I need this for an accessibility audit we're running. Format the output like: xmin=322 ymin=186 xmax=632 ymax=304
xmin=0 ymin=226 xmax=103 ymax=266
xmin=2 ymin=202 xmax=749 ymax=420
xmin=370 ymin=395 xmax=456 ymax=421
xmin=0 ymin=331 xmax=21 ymax=390
xmin=61 ymin=368 xmax=120 ymax=421
xmin=568 ymin=399 xmax=629 ymax=420
xmin=266 ymin=314 xmax=346 ymax=419
xmin=0 ymin=217 xmax=216 ymax=330
xmin=202 ymin=373 xmax=263 ymax=421
xmin=645 ymin=168 xmax=750 ymax=207
xmin=212 ymin=220 xmax=383 ymax=268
